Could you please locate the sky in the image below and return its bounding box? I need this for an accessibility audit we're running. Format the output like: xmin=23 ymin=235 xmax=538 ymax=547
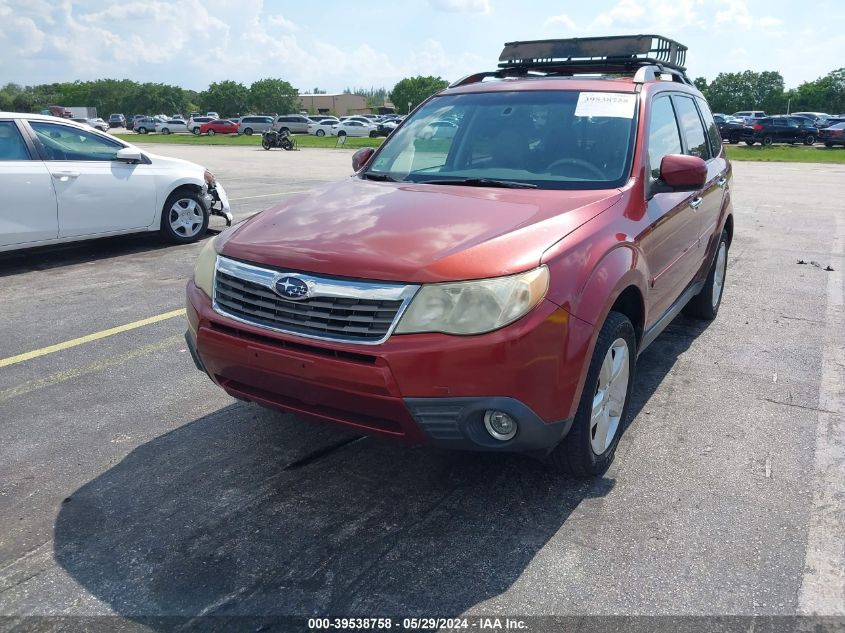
xmin=1 ymin=0 xmax=843 ymax=94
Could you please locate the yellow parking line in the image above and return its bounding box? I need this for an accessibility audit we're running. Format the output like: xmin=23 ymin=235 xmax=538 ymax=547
xmin=0 ymin=308 xmax=186 ymax=369
xmin=0 ymin=336 xmax=183 ymax=403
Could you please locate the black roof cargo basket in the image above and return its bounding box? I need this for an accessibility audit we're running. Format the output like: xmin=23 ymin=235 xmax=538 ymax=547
xmin=451 ymin=34 xmax=692 ymax=87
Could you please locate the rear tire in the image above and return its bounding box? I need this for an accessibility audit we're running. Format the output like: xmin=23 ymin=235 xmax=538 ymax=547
xmin=683 ymin=230 xmax=729 ymax=320
xmin=160 ymin=190 xmax=209 ymax=244
xmin=162 ymin=128 xmax=170 ymax=135
xmin=192 ymin=128 xmax=200 ymax=135
xmin=316 ymin=129 xmax=326 ymax=137
xmin=745 ymin=140 xmax=755 ymax=146
xmin=207 ymin=129 xmax=215 ymax=136
xmin=244 ymin=128 xmax=253 ymax=136
xmin=262 ymin=138 xmax=271 ymax=150
xmin=824 ymin=142 xmax=834 ymax=147
xmin=729 ymin=132 xmax=740 ymax=144
xmin=804 ymin=135 xmax=815 ymax=145
xmin=138 ymin=127 xmax=147 ymax=134
xmin=762 ymin=135 xmax=773 ymax=146
xmin=369 ymin=130 xmax=378 ymax=138
xmin=545 ymin=312 xmax=636 ymax=478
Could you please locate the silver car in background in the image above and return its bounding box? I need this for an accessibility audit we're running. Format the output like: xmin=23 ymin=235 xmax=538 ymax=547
xmin=237 ymin=116 xmax=274 ymax=136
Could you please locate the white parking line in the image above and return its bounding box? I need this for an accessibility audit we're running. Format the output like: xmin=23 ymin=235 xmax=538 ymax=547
xmin=798 ymin=213 xmax=845 ymax=615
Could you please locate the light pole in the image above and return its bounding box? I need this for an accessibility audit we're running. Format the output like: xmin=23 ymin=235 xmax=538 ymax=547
xmin=787 ymin=98 xmax=791 ymax=114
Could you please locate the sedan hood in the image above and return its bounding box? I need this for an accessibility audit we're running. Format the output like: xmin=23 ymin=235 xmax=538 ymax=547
xmin=220 ymin=177 xmax=621 ymax=283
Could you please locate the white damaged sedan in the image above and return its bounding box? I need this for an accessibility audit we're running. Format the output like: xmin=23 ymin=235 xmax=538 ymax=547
xmin=0 ymin=112 xmax=232 ymax=252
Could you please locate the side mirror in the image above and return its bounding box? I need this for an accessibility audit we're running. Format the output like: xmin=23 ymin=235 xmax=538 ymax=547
xmin=652 ymin=154 xmax=707 ymax=195
xmin=115 ymin=147 xmax=143 ymax=163
xmin=352 ymin=147 xmax=375 ymax=172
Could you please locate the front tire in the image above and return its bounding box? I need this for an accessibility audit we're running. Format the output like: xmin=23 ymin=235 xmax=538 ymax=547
xmin=729 ymin=132 xmax=740 ymax=144
xmin=244 ymin=128 xmax=253 ymax=136
xmin=138 ymin=127 xmax=148 ymax=134
xmin=762 ymin=135 xmax=774 ymax=146
xmin=162 ymin=128 xmax=170 ymax=135
xmin=804 ymin=135 xmax=816 ymax=146
xmin=824 ymin=141 xmax=834 ymax=147
xmin=160 ymin=191 xmax=209 ymax=244
xmin=316 ymin=129 xmax=326 ymax=137
xmin=207 ymin=129 xmax=215 ymax=136
xmin=192 ymin=128 xmax=200 ymax=135
xmin=683 ymin=230 xmax=729 ymax=320
xmin=546 ymin=312 xmax=636 ymax=478
xmin=745 ymin=140 xmax=755 ymax=146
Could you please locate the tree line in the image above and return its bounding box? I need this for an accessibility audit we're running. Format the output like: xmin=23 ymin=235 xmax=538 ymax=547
xmin=694 ymin=68 xmax=845 ymax=115
xmin=0 ymin=78 xmax=299 ymax=118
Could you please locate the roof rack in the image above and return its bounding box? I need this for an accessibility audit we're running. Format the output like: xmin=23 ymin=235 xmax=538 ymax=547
xmin=450 ymin=34 xmax=692 ymax=88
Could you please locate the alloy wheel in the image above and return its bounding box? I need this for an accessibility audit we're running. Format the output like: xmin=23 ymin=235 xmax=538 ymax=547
xmin=712 ymin=241 xmax=727 ymax=308
xmin=590 ymin=339 xmax=629 ymax=455
xmin=169 ymin=199 xmax=204 ymax=238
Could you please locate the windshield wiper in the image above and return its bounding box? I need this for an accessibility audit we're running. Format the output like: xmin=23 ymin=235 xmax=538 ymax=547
xmin=417 ymin=178 xmax=537 ymax=189
xmin=361 ymin=172 xmax=398 ymax=182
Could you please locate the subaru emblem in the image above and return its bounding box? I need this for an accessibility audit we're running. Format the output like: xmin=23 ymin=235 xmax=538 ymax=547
xmin=275 ymin=276 xmax=310 ymax=300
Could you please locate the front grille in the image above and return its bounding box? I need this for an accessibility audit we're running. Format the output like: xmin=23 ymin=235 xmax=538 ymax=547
xmin=212 ymin=259 xmax=415 ymax=344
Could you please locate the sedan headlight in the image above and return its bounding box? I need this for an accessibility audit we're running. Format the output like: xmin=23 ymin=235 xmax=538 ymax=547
xmin=193 ymin=237 xmax=219 ymax=297
xmin=395 ymin=266 xmax=549 ymax=335
xmin=204 ymin=169 xmax=216 ymax=188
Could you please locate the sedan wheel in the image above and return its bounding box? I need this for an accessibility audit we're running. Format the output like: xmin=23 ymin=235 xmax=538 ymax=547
xmin=161 ymin=192 xmax=209 ymax=244
xmin=316 ymin=129 xmax=326 ymax=137
xmin=244 ymin=128 xmax=253 ymax=136
xmin=162 ymin=128 xmax=170 ymax=135
xmin=192 ymin=128 xmax=200 ymax=135
xmin=804 ymin=135 xmax=815 ymax=146
xmin=207 ymin=129 xmax=215 ymax=136
xmin=762 ymin=135 xmax=774 ymax=146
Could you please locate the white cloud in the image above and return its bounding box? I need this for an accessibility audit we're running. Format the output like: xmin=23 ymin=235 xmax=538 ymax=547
xmin=267 ymin=14 xmax=300 ymax=31
xmin=428 ymin=0 xmax=491 ymax=15
xmin=591 ymin=0 xmax=703 ymax=31
xmin=1 ymin=16 xmax=45 ymax=55
xmin=715 ymin=0 xmax=780 ymax=29
xmin=543 ymin=13 xmax=576 ymax=31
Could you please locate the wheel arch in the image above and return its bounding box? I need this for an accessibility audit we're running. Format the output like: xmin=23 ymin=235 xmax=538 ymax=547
xmin=151 ymin=180 xmax=206 ymax=229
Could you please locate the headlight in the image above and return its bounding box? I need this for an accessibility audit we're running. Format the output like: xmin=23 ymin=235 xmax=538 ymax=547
xmin=395 ymin=266 xmax=549 ymax=335
xmin=204 ymin=169 xmax=216 ymax=187
xmin=193 ymin=237 xmax=218 ymax=297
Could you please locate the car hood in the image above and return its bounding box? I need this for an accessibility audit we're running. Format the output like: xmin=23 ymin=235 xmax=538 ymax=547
xmin=219 ymin=177 xmax=622 ymax=283
xmin=143 ymin=151 xmax=204 ymax=173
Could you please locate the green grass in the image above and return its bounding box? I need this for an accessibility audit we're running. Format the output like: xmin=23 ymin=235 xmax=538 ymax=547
xmin=114 ymin=133 xmax=384 ymax=149
xmin=725 ymin=144 xmax=845 ymax=164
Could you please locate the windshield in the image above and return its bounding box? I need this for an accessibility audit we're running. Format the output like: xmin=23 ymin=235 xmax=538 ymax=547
xmin=366 ymin=90 xmax=637 ymax=189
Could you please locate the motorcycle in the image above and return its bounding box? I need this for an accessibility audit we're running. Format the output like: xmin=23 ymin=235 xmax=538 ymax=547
xmin=262 ymin=129 xmax=295 ymax=151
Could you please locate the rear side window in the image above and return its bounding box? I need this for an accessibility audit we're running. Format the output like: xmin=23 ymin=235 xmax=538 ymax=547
xmin=695 ymin=98 xmax=723 ymax=157
xmin=673 ymin=95 xmax=711 ymax=160
xmin=0 ymin=122 xmax=31 ymax=160
xmin=647 ymin=96 xmax=682 ymax=179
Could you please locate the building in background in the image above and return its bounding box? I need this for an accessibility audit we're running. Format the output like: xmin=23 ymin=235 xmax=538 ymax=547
xmin=297 ymin=93 xmax=368 ymax=116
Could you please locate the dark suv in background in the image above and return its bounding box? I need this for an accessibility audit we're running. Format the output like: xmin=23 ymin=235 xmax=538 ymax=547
xmin=108 ymin=114 xmax=126 ymax=128
xmin=713 ymin=114 xmax=750 ymax=144
xmin=743 ymin=116 xmax=818 ymax=146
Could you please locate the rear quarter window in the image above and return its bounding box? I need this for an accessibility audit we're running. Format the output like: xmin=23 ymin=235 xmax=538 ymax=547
xmin=672 ymin=95 xmax=711 ymax=160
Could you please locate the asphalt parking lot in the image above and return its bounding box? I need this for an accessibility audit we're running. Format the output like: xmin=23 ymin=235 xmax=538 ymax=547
xmin=1 ymin=148 xmax=843 ymax=629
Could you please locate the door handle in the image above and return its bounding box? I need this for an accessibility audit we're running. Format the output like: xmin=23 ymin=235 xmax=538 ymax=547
xmin=689 ymin=196 xmax=703 ymax=210
xmin=52 ymin=172 xmax=80 ymax=182
xmin=716 ymin=176 xmax=728 ymax=188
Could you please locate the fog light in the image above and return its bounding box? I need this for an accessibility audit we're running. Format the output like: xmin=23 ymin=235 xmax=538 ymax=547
xmin=484 ymin=410 xmax=517 ymax=441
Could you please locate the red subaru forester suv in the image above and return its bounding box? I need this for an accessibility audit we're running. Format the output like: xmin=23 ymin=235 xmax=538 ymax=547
xmin=186 ymin=35 xmax=733 ymax=477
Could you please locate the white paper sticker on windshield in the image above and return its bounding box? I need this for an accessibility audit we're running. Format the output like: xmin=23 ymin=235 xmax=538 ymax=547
xmin=575 ymin=92 xmax=636 ymax=118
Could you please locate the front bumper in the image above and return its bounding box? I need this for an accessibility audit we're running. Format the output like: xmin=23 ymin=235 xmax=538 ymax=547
xmin=185 ymin=281 xmax=593 ymax=453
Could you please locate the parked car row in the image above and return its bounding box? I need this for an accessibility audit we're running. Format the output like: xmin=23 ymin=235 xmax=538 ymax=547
xmin=713 ymin=112 xmax=845 ymax=147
